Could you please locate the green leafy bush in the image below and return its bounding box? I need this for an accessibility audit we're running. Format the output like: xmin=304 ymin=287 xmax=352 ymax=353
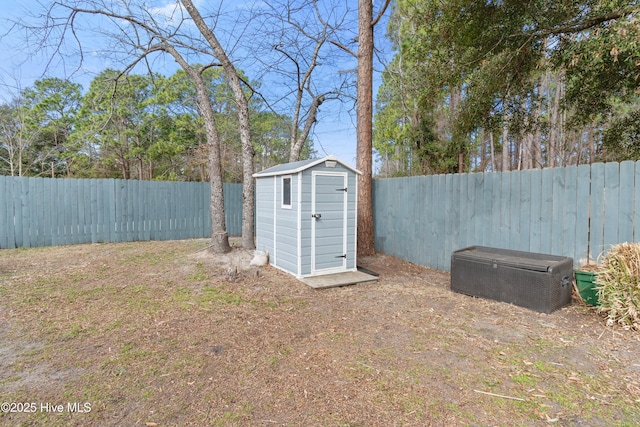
xmin=596 ymin=243 xmax=640 ymax=330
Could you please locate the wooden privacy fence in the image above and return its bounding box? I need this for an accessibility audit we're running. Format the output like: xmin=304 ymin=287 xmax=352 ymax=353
xmin=373 ymin=160 xmax=640 ymax=271
xmin=0 ymin=177 xmax=243 ymax=249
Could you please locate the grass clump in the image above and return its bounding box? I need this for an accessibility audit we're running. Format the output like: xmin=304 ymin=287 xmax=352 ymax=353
xmin=596 ymin=242 xmax=640 ymax=330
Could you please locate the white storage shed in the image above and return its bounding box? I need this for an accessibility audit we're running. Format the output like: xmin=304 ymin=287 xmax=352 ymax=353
xmin=253 ymin=155 xmax=361 ymax=279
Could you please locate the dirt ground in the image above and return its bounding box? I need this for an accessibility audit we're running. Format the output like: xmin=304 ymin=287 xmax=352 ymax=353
xmin=1 ymin=238 xmax=639 ymax=426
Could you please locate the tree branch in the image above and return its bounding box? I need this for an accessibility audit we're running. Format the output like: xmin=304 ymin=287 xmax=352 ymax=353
xmin=528 ymin=7 xmax=638 ymax=39
xmin=372 ymin=0 xmax=392 ymax=27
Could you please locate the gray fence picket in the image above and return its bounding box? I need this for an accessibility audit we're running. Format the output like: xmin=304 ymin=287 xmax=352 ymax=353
xmin=539 ymin=168 xmax=554 ymax=254
xmin=563 ymin=166 xmax=578 ymax=259
xmin=0 ymin=176 xmax=9 ymax=248
xmin=509 ymin=171 xmax=521 ymax=250
xmin=529 ymin=169 xmax=542 ymax=253
xmin=575 ymin=164 xmax=591 ymax=263
xmin=13 ymin=177 xmax=24 ymax=248
xmin=519 ymin=170 xmax=532 ymax=252
xmin=590 ymin=163 xmax=606 ymax=260
xmin=488 ymin=171 xmax=501 ymax=248
xmin=551 ymin=167 xmax=565 ymax=256
xmin=619 ymin=161 xmax=635 ymax=243
xmin=604 ymin=162 xmax=621 ymax=250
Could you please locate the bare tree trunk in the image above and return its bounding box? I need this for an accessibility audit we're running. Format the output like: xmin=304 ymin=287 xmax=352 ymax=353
xmin=166 ymin=44 xmax=231 ymax=253
xmin=548 ymin=73 xmax=563 ymax=168
xmin=197 ymin=81 xmax=232 ymax=254
xmin=489 ymin=131 xmax=496 ymax=172
xmin=533 ymin=71 xmax=548 ymax=169
xmin=501 ymin=118 xmax=509 ymax=171
xmin=356 ymin=0 xmax=375 ymax=256
xmin=182 ymin=0 xmax=255 ymax=250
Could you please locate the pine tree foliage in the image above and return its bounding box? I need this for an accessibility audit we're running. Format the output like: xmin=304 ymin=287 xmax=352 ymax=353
xmin=375 ymin=0 xmax=640 ymax=175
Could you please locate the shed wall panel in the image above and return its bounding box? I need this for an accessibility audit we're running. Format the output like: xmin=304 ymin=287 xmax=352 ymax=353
xmin=255 ymin=178 xmax=275 ymax=256
xmin=300 ymin=170 xmax=313 ymax=275
xmin=274 ymin=174 xmax=300 ymax=275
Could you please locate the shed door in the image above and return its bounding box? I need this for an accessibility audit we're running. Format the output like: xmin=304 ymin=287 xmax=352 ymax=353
xmin=311 ymin=172 xmax=348 ymax=274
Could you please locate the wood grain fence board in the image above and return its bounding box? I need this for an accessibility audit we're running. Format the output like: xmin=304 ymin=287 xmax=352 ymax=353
xmin=384 ymin=178 xmax=396 ymax=256
xmin=618 ymin=160 xmax=634 ymax=243
xmin=13 ymin=178 xmax=20 ymax=247
xmin=147 ymin=180 xmax=157 ymax=240
xmin=411 ymin=177 xmax=423 ymax=265
xmin=458 ymin=174 xmax=471 ymax=248
xmin=550 ymin=167 xmax=565 ymax=256
xmin=372 ymin=179 xmax=386 ymax=254
xmin=604 ymin=162 xmax=621 ymax=249
xmin=179 ymin=182 xmax=188 ymax=239
xmin=489 ymin=171 xmax=502 ymax=249
xmin=402 ymin=177 xmax=410 ymax=260
xmin=450 ymin=173 xmax=462 ymax=254
xmin=519 ymin=170 xmax=532 ymax=253
xmin=112 ymin=180 xmax=122 ymax=243
xmin=71 ymin=179 xmax=78 ymax=244
xmin=185 ymin=182 xmax=194 ymax=238
xmin=617 ymin=161 xmax=635 ymax=243
xmin=431 ymin=175 xmax=439 ymax=266
xmin=104 ymin=179 xmax=114 ymax=243
xmin=529 ymin=169 xmax=542 ymax=253
xmin=469 ymin=172 xmax=480 ymax=247
xmin=372 ymin=179 xmax=382 ymax=252
xmin=590 ymin=163 xmax=606 ymax=260
xmin=88 ymin=179 xmax=96 ymax=243
xmin=444 ymin=174 xmax=459 ymax=270
xmin=128 ymin=179 xmax=136 ymax=242
xmin=498 ymin=171 xmax=510 ymax=249
xmin=539 ymin=168 xmax=554 ymax=255
xmin=509 ymin=171 xmax=521 ymax=250
xmin=49 ymin=179 xmax=58 ymax=246
xmin=0 ymin=176 xmax=6 ymax=248
xmin=41 ymin=178 xmax=52 ymax=246
xmin=562 ymin=166 xmax=578 ymax=260
xmin=476 ymin=173 xmax=493 ymax=246
xmin=390 ymin=178 xmax=408 ymax=259
xmin=483 ymin=171 xmax=495 ymax=247
xmin=575 ymin=164 xmax=591 ymax=263
xmin=129 ymin=180 xmax=138 ymax=241
xmin=467 ymin=172 xmax=478 ymax=251
xmin=13 ymin=177 xmax=24 ymax=248
xmin=203 ymin=182 xmax=211 ymax=237
xmin=436 ymin=174 xmax=447 ymax=269
xmin=379 ymin=180 xmax=390 ymax=253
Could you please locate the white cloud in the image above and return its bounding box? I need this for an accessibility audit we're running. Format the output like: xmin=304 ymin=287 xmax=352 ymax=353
xmin=147 ymin=2 xmax=186 ymax=26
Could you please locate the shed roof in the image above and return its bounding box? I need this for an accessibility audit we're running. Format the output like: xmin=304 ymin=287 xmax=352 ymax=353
xmin=252 ymin=155 xmax=361 ymax=177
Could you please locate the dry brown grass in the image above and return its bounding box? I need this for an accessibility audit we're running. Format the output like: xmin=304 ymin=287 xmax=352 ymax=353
xmin=1 ymin=239 xmax=640 ymax=426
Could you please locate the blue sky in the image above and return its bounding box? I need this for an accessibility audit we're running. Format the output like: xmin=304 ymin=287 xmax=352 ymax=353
xmin=0 ymin=0 xmax=392 ymax=169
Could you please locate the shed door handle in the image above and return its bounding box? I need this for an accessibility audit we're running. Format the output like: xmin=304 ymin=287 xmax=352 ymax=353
xmin=312 ymin=213 xmax=321 ymax=219
xmin=335 ymin=254 xmax=346 ymax=259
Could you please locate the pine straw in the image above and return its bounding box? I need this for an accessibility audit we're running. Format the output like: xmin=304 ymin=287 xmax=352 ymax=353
xmin=597 ymin=243 xmax=640 ymax=330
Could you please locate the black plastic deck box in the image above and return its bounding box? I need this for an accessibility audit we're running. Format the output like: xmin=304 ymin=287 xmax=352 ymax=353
xmin=451 ymin=246 xmax=573 ymax=313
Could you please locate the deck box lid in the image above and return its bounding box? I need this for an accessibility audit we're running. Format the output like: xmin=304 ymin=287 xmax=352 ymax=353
xmin=452 ymin=246 xmax=568 ymax=273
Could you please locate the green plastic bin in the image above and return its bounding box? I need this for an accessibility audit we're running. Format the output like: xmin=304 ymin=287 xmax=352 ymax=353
xmin=574 ymin=270 xmax=600 ymax=306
